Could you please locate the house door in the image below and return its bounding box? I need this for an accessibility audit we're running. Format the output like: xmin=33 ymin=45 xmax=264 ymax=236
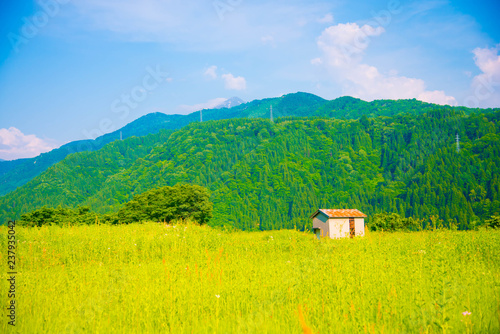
xmin=349 ymin=218 xmax=355 ymax=238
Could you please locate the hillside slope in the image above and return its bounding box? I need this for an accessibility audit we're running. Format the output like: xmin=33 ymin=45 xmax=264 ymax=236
xmin=0 ymin=93 xmax=323 ymax=195
xmin=1 ymin=108 xmax=499 ymax=229
xmin=0 ymin=113 xmax=177 ymax=196
xmin=5 ymin=92 xmax=489 ymax=196
xmin=3 ymin=92 xmax=496 ymax=197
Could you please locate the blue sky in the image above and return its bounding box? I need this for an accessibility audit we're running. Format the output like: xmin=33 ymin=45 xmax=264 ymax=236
xmin=0 ymin=0 xmax=499 ymax=160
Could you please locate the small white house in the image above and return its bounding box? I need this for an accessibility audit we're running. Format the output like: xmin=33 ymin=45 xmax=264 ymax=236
xmin=310 ymin=209 xmax=367 ymax=239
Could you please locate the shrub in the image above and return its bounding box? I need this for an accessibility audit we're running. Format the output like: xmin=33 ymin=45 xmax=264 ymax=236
xmin=485 ymin=215 xmax=500 ymax=229
xmin=19 ymin=206 xmax=100 ymax=227
xmin=369 ymin=212 xmax=421 ymax=232
xmin=117 ymin=184 xmax=213 ymax=224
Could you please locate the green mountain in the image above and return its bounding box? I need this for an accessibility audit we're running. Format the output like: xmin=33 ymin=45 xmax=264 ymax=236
xmin=2 ymin=92 xmax=495 ymax=197
xmin=0 ymin=158 xmax=30 ymax=175
xmin=1 ymin=105 xmax=499 ymax=230
xmin=0 ymin=93 xmax=323 ymax=195
xmin=313 ymin=96 xmax=486 ymax=119
xmin=0 ymin=112 xmax=177 ymax=196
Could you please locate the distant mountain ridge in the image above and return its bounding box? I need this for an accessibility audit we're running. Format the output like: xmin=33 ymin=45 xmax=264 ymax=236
xmin=0 ymin=92 xmax=498 ymax=196
xmin=1 ymin=108 xmax=499 ymax=230
xmin=0 ymin=112 xmax=179 ymax=196
xmin=215 ymin=97 xmax=244 ymax=109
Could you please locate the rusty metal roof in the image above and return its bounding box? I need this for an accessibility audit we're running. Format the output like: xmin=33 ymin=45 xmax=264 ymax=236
xmin=310 ymin=209 xmax=367 ymax=219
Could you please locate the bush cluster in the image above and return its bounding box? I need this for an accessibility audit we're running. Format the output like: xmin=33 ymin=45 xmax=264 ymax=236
xmin=368 ymin=212 xmax=422 ymax=232
xmin=19 ymin=184 xmax=212 ymax=226
xmin=117 ymin=184 xmax=212 ymax=224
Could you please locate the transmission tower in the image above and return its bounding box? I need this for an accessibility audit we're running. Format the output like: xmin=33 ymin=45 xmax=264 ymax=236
xmin=270 ymin=105 xmax=273 ymax=123
xmin=200 ymin=109 xmax=203 ymax=122
xmin=456 ymin=133 xmax=460 ymax=153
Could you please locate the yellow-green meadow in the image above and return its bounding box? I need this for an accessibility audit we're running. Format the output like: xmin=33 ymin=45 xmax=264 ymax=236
xmin=1 ymin=223 xmax=499 ymax=333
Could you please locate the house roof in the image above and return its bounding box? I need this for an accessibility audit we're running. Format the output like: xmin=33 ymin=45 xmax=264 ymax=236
xmin=310 ymin=209 xmax=367 ymax=219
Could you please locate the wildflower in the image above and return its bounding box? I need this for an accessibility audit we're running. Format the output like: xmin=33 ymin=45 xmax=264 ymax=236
xmin=215 ymin=295 xmax=220 ymax=298
xmin=462 ymin=311 xmax=471 ymax=316
xmin=418 ymin=250 xmax=426 ymax=254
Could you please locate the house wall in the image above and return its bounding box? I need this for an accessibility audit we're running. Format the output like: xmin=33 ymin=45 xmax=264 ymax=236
xmin=355 ymin=218 xmax=365 ymax=237
xmin=312 ymin=213 xmax=366 ymax=239
xmin=312 ymin=212 xmax=329 ymax=237
xmin=328 ymin=218 xmax=350 ymax=238
xmin=328 ymin=217 xmax=365 ymax=238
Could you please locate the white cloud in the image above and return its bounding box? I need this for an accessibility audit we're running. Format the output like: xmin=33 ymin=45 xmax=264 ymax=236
xmin=204 ymin=65 xmax=218 ymax=80
xmin=0 ymin=127 xmax=58 ymax=160
xmin=465 ymin=45 xmax=500 ymax=108
xmin=418 ymin=90 xmax=459 ymax=106
xmin=203 ymin=66 xmax=247 ymax=91
xmin=317 ymin=13 xmax=333 ymax=24
xmin=315 ymin=23 xmax=457 ymax=105
xmin=311 ymin=57 xmax=322 ymax=65
xmin=317 ymin=23 xmax=385 ymax=66
xmin=222 ymin=73 xmax=247 ymax=90
xmin=177 ymin=98 xmax=228 ymax=113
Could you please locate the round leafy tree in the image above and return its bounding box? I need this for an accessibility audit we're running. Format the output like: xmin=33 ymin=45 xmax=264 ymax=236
xmin=117 ymin=184 xmax=213 ymax=224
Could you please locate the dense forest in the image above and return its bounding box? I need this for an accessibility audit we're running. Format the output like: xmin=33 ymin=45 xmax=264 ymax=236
xmin=1 ymin=102 xmax=499 ymax=230
xmin=2 ymin=92 xmax=496 ymax=197
xmin=0 ymin=112 xmax=179 ymax=196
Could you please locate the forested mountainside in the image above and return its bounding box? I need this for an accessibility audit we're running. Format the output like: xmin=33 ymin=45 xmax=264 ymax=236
xmin=0 ymin=112 xmax=175 ymax=196
xmin=2 ymin=92 xmax=496 ymax=197
xmin=1 ymin=107 xmax=499 ymax=230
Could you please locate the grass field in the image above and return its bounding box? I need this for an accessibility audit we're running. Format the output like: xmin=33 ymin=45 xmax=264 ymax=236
xmin=1 ymin=223 xmax=499 ymax=333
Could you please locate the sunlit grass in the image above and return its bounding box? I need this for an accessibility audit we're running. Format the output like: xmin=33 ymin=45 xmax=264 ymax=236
xmin=1 ymin=223 xmax=499 ymax=333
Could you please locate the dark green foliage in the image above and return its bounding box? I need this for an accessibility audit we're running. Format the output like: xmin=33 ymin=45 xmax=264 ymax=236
xmin=19 ymin=206 xmax=102 ymax=227
xmin=117 ymin=184 xmax=212 ymax=224
xmin=369 ymin=212 xmax=421 ymax=232
xmin=2 ymin=104 xmax=500 ymax=231
xmin=18 ymin=184 xmax=212 ymax=226
xmin=4 ymin=92 xmax=496 ymax=197
xmin=485 ymin=216 xmax=500 ymax=229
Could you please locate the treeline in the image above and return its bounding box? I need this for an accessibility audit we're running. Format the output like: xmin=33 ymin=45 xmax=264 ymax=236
xmin=2 ymin=107 xmax=500 ymax=230
xmin=369 ymin=212 xmax=500 ymax=231
xmin=19 ymin=184 xmax=212 ymax=226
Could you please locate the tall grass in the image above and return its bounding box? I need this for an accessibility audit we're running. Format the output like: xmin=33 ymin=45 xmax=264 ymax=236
xmin=1 ymin=223 xmax=499 ymax=333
